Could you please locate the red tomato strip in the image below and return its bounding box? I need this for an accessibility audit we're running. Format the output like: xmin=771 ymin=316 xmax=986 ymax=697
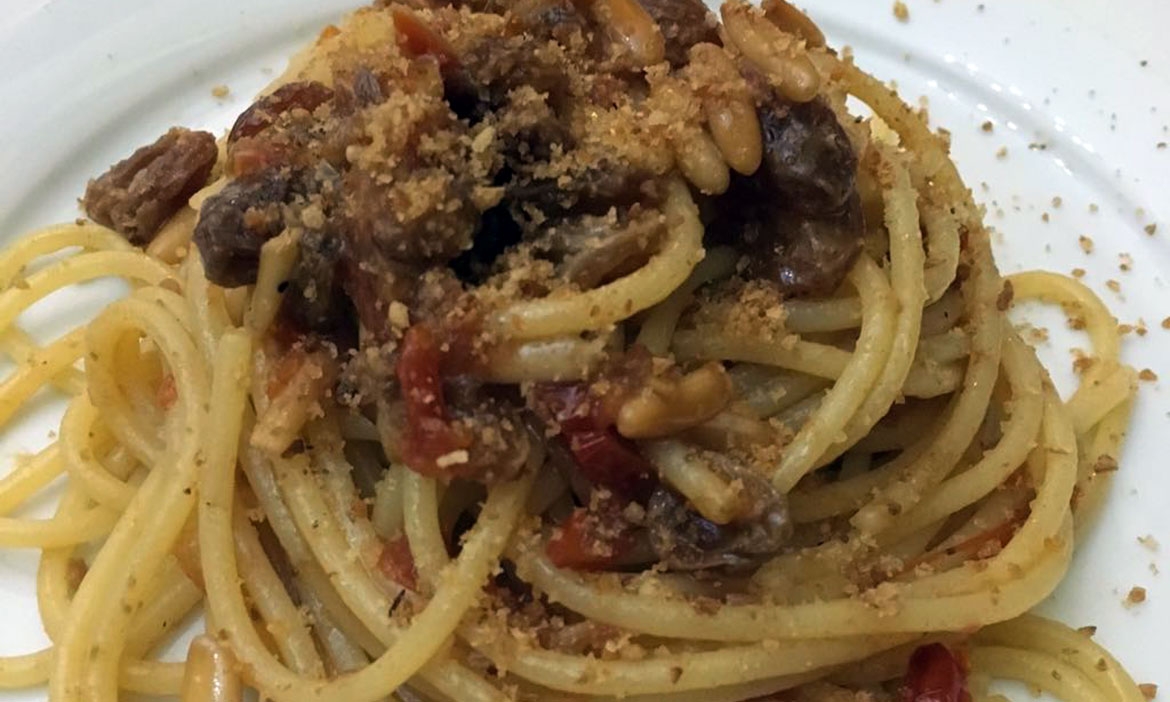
xmin=376 ymin=535 xmax=418 ymax=591
xmin=902 ymin=643 xmax=971 ymax=702
xmin=532 ymin=382 xmax=655 ymax=500
xmin=546 ymin=507 xmax=634 ymax=571
xmin=396 ymin=324 xmax=472 ymax=477
xmin=567 ymin=429 xmax=655 ymax=501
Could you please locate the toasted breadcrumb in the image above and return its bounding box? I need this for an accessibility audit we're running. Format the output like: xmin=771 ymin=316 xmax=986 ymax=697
xmin=387 ymin=301 xmax=410 ymax=330
xmin=1078 ymin=235 xmax=1094 ymax=254
xmin=893 ymin=2 xmax=910 ymax=21
xmin=1139 ymin=683 xmax=1158 ymax=700
xmin=211 ymin=84 xmax=230 ymax=98
xmin=1139 ymin=369 xmax=1158 ymax=382
xmin=1124 ymin=586 xmax=1147 ymax=607
xmin=1093 ymin=455 xmax=1118 ymax=474
xmin=1138 ymin=535 xmax=1160 ymax=551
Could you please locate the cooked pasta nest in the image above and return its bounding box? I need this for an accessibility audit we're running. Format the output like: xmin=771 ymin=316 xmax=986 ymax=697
xmin=0 ymin=1 xmax=1146 ymax=701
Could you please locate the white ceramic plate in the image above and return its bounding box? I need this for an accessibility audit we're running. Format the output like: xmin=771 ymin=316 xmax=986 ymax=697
xmin=0 ymin=1 xmax=1166 ymax=699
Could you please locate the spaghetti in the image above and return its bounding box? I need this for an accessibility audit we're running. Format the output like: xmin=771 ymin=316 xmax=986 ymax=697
xmin=0 ymin=1 xmax=1146 ymax=701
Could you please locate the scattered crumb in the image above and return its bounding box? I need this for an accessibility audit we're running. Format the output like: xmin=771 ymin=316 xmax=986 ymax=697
xmin=1136 ymin=319 xmax=1149 ymax=336
xmin=1159 ymin=142 xmax=1168 ymax=150
xmin=1076 ymin=625 xmax=1097 ymax=637
xmin=1119 ymin=254 xmax=1133 ymax=272
xmin=1106 ymin=279 xmax=1121 ymax=293
xmin=1078 ymin=235 xmax=1094 ymax=254
xmin=1071 ymin=267 xmax=1086 ymax=278
xmin=1052 ymin=196 xmax=1063 ymax=208
xmin=1028 ymin=142 xmax=1048 ymax=151
xmin=996 ymin=146 xmax=1009 ymax=159
xmin=893 ymin=1 xmax=909 ymax=21
xmin=1021 ymin=324 xmax=1049 ymax=343
xmin=1145 ymin=224 xmax=1158 ymax=236
xmin=1093 ymin=454 xmax=1118 ymax=474
xmin=1072 ymin=349 xmax=1094 ymax=373
xmin=1139 ymin=369 xmax=1158 ymax=382
xmin=388 ymin=301 xmax=410 ymax=330
xmin=1042 ymin=212 xmax=1050 ymax=223
xmin=1124 ymin=586 xmax=1147 ymax=607
xmin=1139 ymin=683 xmax=1157 ymax=701
xmin=1089 ymin=203 xmax=1099 ymax=213
xmin=1161 ymin=316 xmax=1170 ymax=329
xmin=1138 ymin=535 xmax=1161 ymax=551
xmin=1119 ymin=324 xmax=1135 ymax=335
xmin=211 ymin=84 xmax=230 ymax=98
xmin=981 ymin=120 xmax=994 ymax=132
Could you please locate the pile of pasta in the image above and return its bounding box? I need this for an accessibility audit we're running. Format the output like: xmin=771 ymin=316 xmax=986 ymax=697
xmin=0 ymin=2 xmax=1147 ymax=702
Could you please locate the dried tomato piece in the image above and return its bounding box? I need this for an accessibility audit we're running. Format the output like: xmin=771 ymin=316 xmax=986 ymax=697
xmin=376 ymin=535 xmax=418 ymax=591
xmin=396 ymin=324 xmax=473 ymax=476
xmin=531 ymin=382 xmax=655 ymax=499
xmin=567 ymin=429 xmax=655 ymax=501
xmin=227 ymin=137 xmax=290 ymax=178
xmin=532 ymin=382 xmax=607 ymax=434
xmin=901 ymin=643 xmax=971 ymax=702
xmin=546 ymin=507 xmax=635 ymax=571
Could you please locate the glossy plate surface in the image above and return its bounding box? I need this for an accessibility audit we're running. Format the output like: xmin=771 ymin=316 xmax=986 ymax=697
xmin=0 ymin=0 xmax=1166 ymax=698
